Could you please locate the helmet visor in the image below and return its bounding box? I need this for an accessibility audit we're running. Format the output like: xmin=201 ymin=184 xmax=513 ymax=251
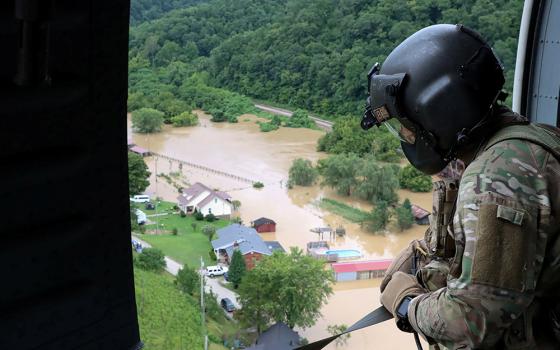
xmin=384 ymin=119 xmax=416 ymax=144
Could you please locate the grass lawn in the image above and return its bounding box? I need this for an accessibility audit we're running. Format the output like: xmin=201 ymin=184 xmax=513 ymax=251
xmin=137 ymin=201 xmax=231 ymax=267
xmin=319 ymin=198 xmax=370 ymax=223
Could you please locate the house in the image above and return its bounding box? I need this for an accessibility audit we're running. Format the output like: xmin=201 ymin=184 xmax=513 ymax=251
xmin=411 ymin=204 xmax=430 ymax=225
xmin=177 ymin=182 xmax=233 ymax=218
xmin=332 ymin=259 xmax=393 ymax=282
xmin=245 ymin=322 xmax=302 ymax=350
xmin=251 ymin=217 xmax=276 ymax=233
xmin=211 ymin=224 xmax=272 ymax=269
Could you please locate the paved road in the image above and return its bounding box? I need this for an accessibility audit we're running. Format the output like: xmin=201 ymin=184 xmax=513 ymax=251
xmin=131 ymin=235 xmax=240 ymax=309
xmin=254 ymin=103 xmax=333 ymax=131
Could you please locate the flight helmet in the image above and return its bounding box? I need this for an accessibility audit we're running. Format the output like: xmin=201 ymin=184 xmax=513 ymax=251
xmin=362 ymin=24 xmax=505 ymax=174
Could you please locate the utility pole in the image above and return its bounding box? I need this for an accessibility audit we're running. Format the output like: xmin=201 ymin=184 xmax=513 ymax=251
xmin=155 ymin=156 xmax=159 ymax=234
xmin=200 ymin=256 xmax=208 ymax=350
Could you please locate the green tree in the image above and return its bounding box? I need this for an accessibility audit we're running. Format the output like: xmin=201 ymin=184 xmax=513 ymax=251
xmin=238 ymin=248 xmax=333 ymax=332
xmin=286 ymin=109 xmax=314 ymax=128
xmin=327 ymin=324 xmax=351 ymax=347
xmin=399 ymin=164 xmax=433 ymax=192
xmin=171 ymin=111 xmax=198 ymax=126
xmin=396 ymin=198 xmax=414 ymax=231
xmin=131 ymin=107 xmax=164 ymax=133
xmin=232 ymin=200 xmax=242 ymax=211
xmin=318 ymin=154 xmax=360 ymax=196
xmin=363 ymin=201 xmax=390 ymax=232
xmin=175 ymin=264 xmax=200 ymax=296
xmin=137 ymin=248 xmax=166 ymax=272
xmin=201 ymin=224 xmax=216 ymax=241
xmin=128 ymin=151 xmax=151 ymax=196
xmin=228 ymin=250 xmax=246 ymax=288
xmin=354 ymin=156 xmax=399 ymax=204
xmin=289 ymin=158 xmax=318 ymax=186
xmin=259 ymin=121 xmax=279 ymax=132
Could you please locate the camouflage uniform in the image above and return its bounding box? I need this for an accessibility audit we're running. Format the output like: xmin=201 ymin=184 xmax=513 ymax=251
xmin=408 ymin=123 xmax=560 ymax=349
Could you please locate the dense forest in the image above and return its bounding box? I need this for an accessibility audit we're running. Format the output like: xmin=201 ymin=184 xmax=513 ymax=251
xmin=129 ymin=0 xmax=523 ymax=118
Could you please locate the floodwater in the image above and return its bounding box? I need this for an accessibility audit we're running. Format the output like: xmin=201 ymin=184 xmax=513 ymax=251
xmin=128 ymin=112 xmax=431 ymax=349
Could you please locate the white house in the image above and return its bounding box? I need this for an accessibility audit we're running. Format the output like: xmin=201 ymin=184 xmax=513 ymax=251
xmin=177 ymin=182 xmax=233 ymax=218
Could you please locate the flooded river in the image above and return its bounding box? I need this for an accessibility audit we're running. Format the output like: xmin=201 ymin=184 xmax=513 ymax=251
xmin=129 ymin=112 xmax=430 ymax=349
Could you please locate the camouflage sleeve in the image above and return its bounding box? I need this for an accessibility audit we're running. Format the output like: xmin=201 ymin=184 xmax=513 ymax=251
xmin=408 ymin=139 xmax=555 ymax=348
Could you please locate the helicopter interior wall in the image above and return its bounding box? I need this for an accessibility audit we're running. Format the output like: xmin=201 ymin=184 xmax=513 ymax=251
xmin=1 ymin=1 xmax=141 ymax=349
xmin=525 ymin=0 xmax=560 ymax=126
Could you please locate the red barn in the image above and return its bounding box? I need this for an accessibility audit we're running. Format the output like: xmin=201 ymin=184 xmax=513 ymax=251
xmin=251 ymin=217 xmax=276 ymax=233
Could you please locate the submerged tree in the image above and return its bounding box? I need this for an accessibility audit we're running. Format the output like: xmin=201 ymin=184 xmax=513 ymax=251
xmin=131 ymin=107 xmax=164 ymax=133
xmin=363 ymin=201 xmax=390 ymax=232
xmin=318 ymin=153 xmax=360 ymax=196
xmin=396 ymin=198 xmax=414 ymax=231
xmin=399 ymin=164 xmax=432 ymax=192
xmin=289 ymin=158 xmax=318 ymax=186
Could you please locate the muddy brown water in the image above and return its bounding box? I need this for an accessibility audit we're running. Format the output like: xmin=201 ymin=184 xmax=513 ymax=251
xmin=129 ymin=112 xmax=430 ymax=349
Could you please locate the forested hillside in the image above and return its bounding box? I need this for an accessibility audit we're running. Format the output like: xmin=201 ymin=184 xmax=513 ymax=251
xmin=129 ymin=0 xmax=523 ymax=118
xmin=130 ymin=0 xmax=208 ymax=25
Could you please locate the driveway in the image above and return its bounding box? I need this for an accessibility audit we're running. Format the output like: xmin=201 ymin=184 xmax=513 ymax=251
xmin=131 ymin=235 xmax=240 ymax=308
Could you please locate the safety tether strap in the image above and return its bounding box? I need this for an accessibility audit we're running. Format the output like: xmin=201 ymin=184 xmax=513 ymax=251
xmin=294 ymin=306 xmax=393 ymax=350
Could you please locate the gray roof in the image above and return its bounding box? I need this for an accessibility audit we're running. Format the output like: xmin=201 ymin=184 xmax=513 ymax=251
xmin=246 ymin=322 xmax=301 ymax=350
xmin=212 ymin=224 xmax=272 ymax=256
xmin=252 ymin=217 xmax=276 ymax=226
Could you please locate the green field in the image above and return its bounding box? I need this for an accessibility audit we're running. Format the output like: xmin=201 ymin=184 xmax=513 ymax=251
xmin=134 ymin=267 xmax=238 ymax=350
xmin=137 ymin=201 xmax=231 ymax=267
xmin=319 ymin=198 xmax=370 ymax=223
xmin=135 ymin=268 xmax=204 ymax=349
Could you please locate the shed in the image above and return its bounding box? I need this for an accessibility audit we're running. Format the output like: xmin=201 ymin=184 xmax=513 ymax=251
xmin=411 ymin=205 xmax=430 ymax=225
xmin=129 ymin=145 xmax=151 ymax=157
xmin=252 ymin=217 xmax=276 ymax=233
xmin=332 ymin=259 xmax=393 ymax=282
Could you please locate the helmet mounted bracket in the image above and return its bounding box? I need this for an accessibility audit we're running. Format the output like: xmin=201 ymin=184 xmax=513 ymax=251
xmin=362 ymin=63 xmax=409 ymax=131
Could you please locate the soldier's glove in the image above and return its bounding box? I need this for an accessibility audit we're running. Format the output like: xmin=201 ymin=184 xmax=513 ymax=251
xmin=380 ymin=271 xmax=426 ymax=333
xmin=380 ymin=239 xmax=429 ymax=292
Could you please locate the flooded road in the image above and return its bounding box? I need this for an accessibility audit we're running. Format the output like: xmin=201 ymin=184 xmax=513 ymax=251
xmin=129 ymin=112 xmax=430 ymax=349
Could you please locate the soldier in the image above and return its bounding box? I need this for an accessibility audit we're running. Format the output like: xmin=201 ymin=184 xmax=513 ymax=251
xmin=362 ymin=24 xmax=560 ymax=349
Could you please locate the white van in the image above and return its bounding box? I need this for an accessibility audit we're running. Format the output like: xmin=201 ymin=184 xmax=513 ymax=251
xmin=135 ymin=209 xmax=147 ymax=225
xmin=130 ymin=194 xmax=150 ymax=203
xmin=206 ymin=265 xmax=228 ymax=277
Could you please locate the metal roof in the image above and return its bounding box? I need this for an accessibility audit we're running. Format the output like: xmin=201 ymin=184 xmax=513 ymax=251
xmin=252 ymin=217 xmax=276 ymax=226
xmin=212 ymin=224 xmax=272 ymax=256
xmin=332 ymin=259 xmax=393 ymax=273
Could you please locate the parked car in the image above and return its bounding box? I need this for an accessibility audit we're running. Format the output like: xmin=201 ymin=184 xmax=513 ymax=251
xmin=220 ymin=298 xmax=235 ymax=312
xmin=144 ymin=202 xmax=155 ymax=210
xmin=130 ymin=194 xmax=150 ymax=203
xmin=206 ymin=265 xmax=228 ymax=277
xmin=223 ymin=271 xmax=229 ymax=282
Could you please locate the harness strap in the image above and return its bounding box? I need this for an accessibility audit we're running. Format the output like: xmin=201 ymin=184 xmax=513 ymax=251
xmin=294 ymin=306 xmax=393 ymax=350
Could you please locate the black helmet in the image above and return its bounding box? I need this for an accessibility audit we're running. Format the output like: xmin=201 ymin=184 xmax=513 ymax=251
xmin=362 ymin=24 xmax=505 ymax=174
